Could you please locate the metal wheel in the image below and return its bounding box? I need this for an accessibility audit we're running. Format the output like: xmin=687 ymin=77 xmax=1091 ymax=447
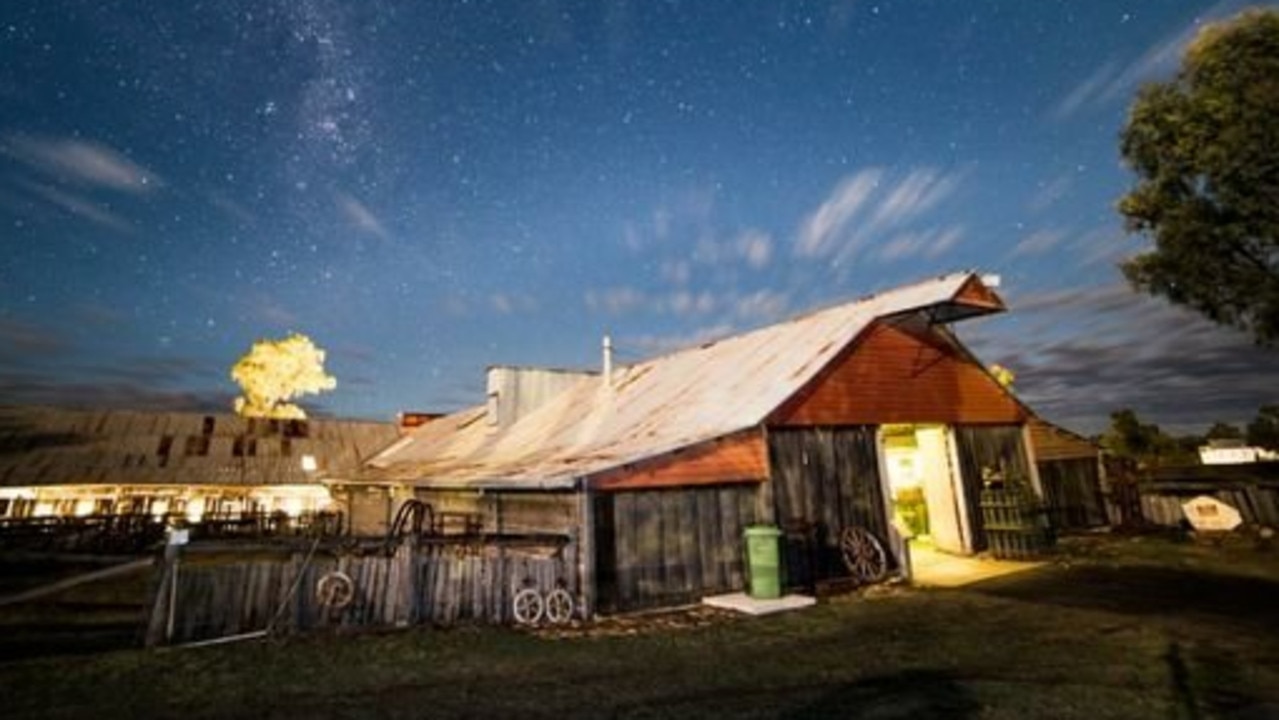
xmin=316 ymin=571 xmax=355 ymax=609
xmin=512 ymin=588 xmax=544 ymax=625
xmin=544 ymin=588 xmax=574 ymax=624
xmin=839 ymin=526 xmax=888 ymax=582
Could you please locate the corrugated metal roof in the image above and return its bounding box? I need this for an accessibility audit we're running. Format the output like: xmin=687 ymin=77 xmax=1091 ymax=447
xmin=0 ymin=407 xmax=399 ymax=488
xmin=366 ymin=272 xmax=998 ymax=490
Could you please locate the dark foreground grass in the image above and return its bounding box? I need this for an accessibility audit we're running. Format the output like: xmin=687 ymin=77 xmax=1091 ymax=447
xmin=2 ymin=535 xmax=1278 ymax=719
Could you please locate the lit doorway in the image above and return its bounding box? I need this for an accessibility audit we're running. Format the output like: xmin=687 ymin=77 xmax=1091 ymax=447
xmin=881 ymin=424 xmax=968 ymax=555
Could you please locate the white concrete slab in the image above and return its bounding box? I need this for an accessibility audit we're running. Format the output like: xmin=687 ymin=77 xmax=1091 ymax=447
xmin=702 ymin=592 xmax=817 ymax=616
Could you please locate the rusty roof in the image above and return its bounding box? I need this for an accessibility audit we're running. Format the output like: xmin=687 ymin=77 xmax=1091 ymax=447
xmin=0 ymin=406 xmax=399 ymax=488
xmin=365 ymin=272 xmax=1001 ymax=490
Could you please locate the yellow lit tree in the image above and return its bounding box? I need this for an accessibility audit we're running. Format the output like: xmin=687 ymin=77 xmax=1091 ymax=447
xmin=230 ymin=333 xmax=336 ymax=419
xmin=989 ymin=363 xmax=1015 ymax=390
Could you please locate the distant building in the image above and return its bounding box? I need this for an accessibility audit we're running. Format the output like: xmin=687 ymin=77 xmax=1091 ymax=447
xmin=1199 ymin=438 xmax=1279 ymax=465
xmin=0 ymin=406 xmax=398 ymax=522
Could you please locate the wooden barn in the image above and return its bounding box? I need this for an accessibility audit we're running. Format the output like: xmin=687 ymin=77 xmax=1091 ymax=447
xmin=354 ymin=272 xmax=1046 ymax=616
xmin=0 ymin=406 xmax=397 ymax=528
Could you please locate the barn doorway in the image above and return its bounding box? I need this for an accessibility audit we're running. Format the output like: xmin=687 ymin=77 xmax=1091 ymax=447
xmin=880 ymin=424 xmax=969 ymax=555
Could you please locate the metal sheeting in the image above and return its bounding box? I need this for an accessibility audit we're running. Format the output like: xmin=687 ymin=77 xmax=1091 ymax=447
xmin=367 ymin=272 xmax=990 ymax=490
xmin=0 ymin=406 xmax=398 ymax=487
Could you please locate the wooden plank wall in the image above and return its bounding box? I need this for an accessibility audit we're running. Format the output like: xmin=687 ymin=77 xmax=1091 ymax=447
xmin=146 ymin=541 xmax=578 ymax=646
xmin=766 ymin=426 xmax=889 ymax=586
xmin=1135 ymin=478 xmax=1279 ymax=528
xmin=593 ymin=484 xmax=757 ymax=613
xmin=952 ymin=425 xmax=1032 ymax=552
xmin=1037 ymin=458 xmax=1107 ymax=530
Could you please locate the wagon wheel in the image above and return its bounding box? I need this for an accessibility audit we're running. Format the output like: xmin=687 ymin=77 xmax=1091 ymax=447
xmin=316 ymin=571 xmax=355 ymax=609
xmin=839 ymin=526 xmax=888 ymax=582
xmin=512 ymin=588 xmax=544 ymax=625
xmin=544 ymin=588 xmax=574 ymax=624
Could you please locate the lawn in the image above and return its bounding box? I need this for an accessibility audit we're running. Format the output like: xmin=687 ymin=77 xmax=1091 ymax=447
xmin=1 ymin=533 xmax=1277 ymax=719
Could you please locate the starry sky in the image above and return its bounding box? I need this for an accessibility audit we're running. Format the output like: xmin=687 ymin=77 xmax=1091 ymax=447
xmin=2 ymin=0 xmax=1276 ymax=434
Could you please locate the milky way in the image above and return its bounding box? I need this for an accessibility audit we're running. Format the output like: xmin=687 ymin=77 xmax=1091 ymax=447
xmin=1 ymin=0 xmax=1275 ymax=432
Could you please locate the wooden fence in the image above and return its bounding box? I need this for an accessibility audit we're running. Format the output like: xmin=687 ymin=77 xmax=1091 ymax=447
xmin=145 ymin=538 xmax=578 ymax=646
xmin=1106 ymin=463 xmax=1279 ymax=529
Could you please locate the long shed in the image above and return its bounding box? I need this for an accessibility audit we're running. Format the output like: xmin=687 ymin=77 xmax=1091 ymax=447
xmin=356 ymin=272 xmax=1046 ymax=615
xmin=0 ymin=406 xmax=397 ymax=523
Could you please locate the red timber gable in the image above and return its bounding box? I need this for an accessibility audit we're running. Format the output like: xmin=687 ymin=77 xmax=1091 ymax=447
xmin=770 ymin=319 xmax=1028 ymax=426
xmin=590 ymin=431 xmax=768 ymax=491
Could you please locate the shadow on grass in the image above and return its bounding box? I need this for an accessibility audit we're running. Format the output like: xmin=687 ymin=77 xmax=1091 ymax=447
xmin=967 ymin=564 xmax=1279 ymax=636
xmin=779 ymin=669 xmax=979 ymax=719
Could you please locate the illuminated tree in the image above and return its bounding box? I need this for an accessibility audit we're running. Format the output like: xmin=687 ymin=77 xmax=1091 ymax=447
xmin=231 ymin=333 xmax=336 ymax=419
xmin=1116 ymin=9 xmax=1279 ymax=343
xmin=988 ymin=363 xmax=1015 ymax=390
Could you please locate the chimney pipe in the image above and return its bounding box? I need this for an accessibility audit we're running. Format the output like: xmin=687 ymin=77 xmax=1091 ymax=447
xmin=602 ymin=334 xmax=613 ymax=386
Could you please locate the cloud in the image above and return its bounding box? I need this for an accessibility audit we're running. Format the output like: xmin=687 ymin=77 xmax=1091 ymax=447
xmin=1011 ymin=228 xmax=1069 ymax=258
xmin=968 ymin=281 xmax=1279 ymax=433
xmin=1050 ymin=2 xmax=1244 ymax=121
xmin=0 ymin=318 xmax=68 ymax=360
xmin=335 ymin=192 xmax=389 ymax=241
xmin=489 ymin=292 xmax=537 ymax=315
xmin=0 ymin=333 xmax=230 ymax=414
xmin=621 ymin=322 xmax=737 ymax=357
xmin=666 ymin=290 xmax=717 ymax=317
xmin=733 ymin=290 xmax=790 ymax=322
xmin=877 ymin=225 xmax=964 ymax=263
xmin=585 ymin=287 xmax=647 ymax=315
xmin=796 ymin=169 xmax=881 ymax=257
xmin=866 ymin=168 xmax=964 ymax=231
xmin=795 ymin=167 xmax=968 ymax=265
xmin=659 ymin=260 xmax=692 ymax=285
xmin=17 ymin=180 xmax=134 ymax=234
xmin=1026 ymin=173 xmax=1075 ymax=214
xmin=2 ymin=134 xmax=163 ymax=193
xmin=736 ymin=229 xmax=773 ymax=269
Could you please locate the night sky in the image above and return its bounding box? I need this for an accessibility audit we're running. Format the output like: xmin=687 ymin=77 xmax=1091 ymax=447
xmin=2 ymin=1 xmax=1276 ymax=433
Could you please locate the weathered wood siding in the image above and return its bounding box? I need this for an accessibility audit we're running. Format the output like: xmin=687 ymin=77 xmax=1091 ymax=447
xmin=592 ymin=484 xmax=757 ymax=613
xmin=591 ymin=432 xmax=769 ymax=491
xmin=767 ymin=427 xmax=889 ymax=587
xmin=771 ymin=321 xmax=1027 ymax=426
xmin=1038 ymin=458 xmax=1107 ymax=530
xmin=146 ymin=541 xmax=577 ymax=645
xmin=952 ymin=425 xmax=1033 ymax=551
xmin=410 ymin=489 xmax=580 ymax=536
xmin=1136 ymin=464 xmax=1279 ymax=528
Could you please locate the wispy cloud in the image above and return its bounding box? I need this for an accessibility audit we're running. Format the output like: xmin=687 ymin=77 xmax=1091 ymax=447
xmin=795 ymin=169 xmax=881 ymax=258
xmin=1026 ymin=173 xmax=1075 ymax=214
xmin=585 ymin=287 xmax=647 ymax=315
xmin=1050 ymin=2 xmax=1244 ymax=121
xmin=866 ymin=168 xmax=964 ymax=231
xmin=968 ymin=281 xmax=1279 ymax=432
xmin=877 ymin=226 xmax=964 ymax=263
xmin=15 ymin=180 xmax=134 ymax=234
xmin=795 ymin=167 xmax=968 ymax=265
xmin=2 ymin=134 xmax=163 ymax=193
xmin=335 ymin=192 xmax=390 ymax=241
xmin=733 ymin=290 xmax=790 ymax=322
xmin=736 ymin=229 xmax=773 ymax=269
xmin=621 ymin=322 xmax=737 ymax=357
xmin=1011 ymin=228 xmax=1070 ymax=258
xmin=489 ymin=292 xmax=537 ymax=315
xmin=0 ymin=317 xmax=68 ymax=360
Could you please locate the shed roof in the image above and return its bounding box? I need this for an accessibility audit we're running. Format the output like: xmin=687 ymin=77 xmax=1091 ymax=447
xmin=0 ymin=406 xmax=398 ymax=488
xmin=365 ymin=271 xmax=1004 ymax=490
xmin=1028 ymin=417 xmax=1099 ymax=462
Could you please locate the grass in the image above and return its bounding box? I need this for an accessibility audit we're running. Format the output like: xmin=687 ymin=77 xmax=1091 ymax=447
xmin=1 ymin=533 xmax=1277 ymax=719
